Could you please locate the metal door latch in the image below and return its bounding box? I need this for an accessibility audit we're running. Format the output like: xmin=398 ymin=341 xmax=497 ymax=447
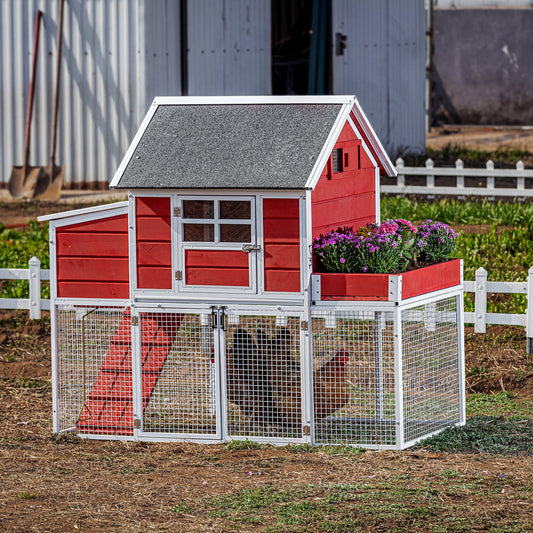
xmin=242 ymin=243 xmax=261 ymax=252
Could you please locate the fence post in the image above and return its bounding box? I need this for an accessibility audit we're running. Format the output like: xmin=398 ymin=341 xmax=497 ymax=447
xmin=517 ymin=161 xmax=525 ymax=192
xmin=395 ymin=157 xmax=405 ymax=188
xmin=527 ymin=266 xmax=533 ymax=354
xmin=425 ymin=158 xmax=435 ymax=190
xmin=474 ymin=267 xmax=487 ymax=333
xmin=29 ymin=256 xmax=41 ymax=320
xmin=486 ymin=160 xmax=495 ymax=191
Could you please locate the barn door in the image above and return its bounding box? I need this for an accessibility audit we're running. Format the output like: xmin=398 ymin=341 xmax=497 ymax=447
xmin=175 ymin=196 xmax=258 ymax=294
xmin=331 ymin=0 xmax=426 ymax=154
xmin=222 ymin=308 xmax=308 ymax=443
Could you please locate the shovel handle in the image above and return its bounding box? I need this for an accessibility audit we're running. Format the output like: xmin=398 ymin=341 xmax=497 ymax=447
xmin=50 ymin=0 xmax=65 ymax=169
xmin=23 ymin=10 xmax=43 ymax=168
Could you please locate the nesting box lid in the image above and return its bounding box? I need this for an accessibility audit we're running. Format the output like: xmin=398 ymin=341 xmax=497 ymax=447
xmin=110 ymin=96 xmax=395 ymax=191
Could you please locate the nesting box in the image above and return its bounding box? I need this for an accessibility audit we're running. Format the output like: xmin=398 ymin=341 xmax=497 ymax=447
xmin=41 ymin=96 xmax=464 ymax=449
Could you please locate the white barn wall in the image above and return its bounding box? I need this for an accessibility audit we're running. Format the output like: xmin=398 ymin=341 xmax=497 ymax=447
xmin=0 ymin=0 xmax=182 ymax=189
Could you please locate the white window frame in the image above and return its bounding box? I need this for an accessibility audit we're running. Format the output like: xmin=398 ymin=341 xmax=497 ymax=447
xmin=176 ymin=195 xmax=258 ymax=295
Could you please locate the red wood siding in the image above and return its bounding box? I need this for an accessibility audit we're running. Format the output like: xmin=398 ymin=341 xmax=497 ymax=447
xmin=185 ymin=250 xmax=249 ymax=286
xmin=263 ymin=199 xmax=300 ymax=292
xmin=311 ymin=121 xmax=377 ymax=239
xmin=56 ymin=214 xmax=129 ymax=299
xmin=136 ymin=197 xmax=172 ymax=290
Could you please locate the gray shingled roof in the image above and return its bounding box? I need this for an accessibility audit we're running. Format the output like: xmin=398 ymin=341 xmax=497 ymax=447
xmin=114 ymin=103 xmax=343 ymax=189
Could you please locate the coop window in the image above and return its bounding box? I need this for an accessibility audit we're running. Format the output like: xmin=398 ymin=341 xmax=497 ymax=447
xmin=181 ymin=198 xmax=253 ymax=244
xmin=332 ymin=148 xmax=343 ymax=173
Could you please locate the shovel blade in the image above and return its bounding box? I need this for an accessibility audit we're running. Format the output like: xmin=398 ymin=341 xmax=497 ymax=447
xmin=9 ymin=166 xmax=46 ymax=199
xmin=8 ymin=166 xmax=26 ymax=198
xmin=31 ymin=165 xmax=64 ymax=201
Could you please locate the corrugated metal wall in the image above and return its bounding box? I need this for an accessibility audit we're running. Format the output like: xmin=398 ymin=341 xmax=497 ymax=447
xmin=331 ymin=0 xmax=426 ymax=155
xmin=0 ymin=0 xmax=182 ymax=189
xmin=186 ymin=0 xmax=271 ymax=95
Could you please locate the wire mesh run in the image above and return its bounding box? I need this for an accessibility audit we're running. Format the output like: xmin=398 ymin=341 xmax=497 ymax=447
xmin=226 ymin=314 xmax=302 ymax=439
xmin=311 ymin=310 xmax=396 ymax=447
xmin=141 ymin=312 xmax=217 ymax=435
xmin=55 ymin=305 xmax=133 ymax=435
xmin=402 ymin=296 xmax=461 ymax=444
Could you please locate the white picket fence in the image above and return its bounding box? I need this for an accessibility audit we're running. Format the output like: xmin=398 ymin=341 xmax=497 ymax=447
xmin=382 ymin=158 xmax=533 ymax=199
xmin=0 ymin=258 xmax=532 ymax=348
xmin=0 ymin=257 xmax=50 ymax=319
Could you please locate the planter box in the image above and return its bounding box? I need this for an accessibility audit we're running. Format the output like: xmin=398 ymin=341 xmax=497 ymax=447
xmin=312 ymin=259 xmax=462 ymax=302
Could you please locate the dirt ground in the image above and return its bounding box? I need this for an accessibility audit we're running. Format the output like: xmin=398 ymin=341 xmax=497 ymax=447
xmin=427 ymin=125 xmax=533 ymax=155
xmin=1 ymin=309 xmax=532 ymax=532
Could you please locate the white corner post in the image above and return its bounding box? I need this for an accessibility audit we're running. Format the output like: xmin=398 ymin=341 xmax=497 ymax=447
xmin=29 ymin=256 xmax=42 ymax=319
xmin=474 ymin=267 xmax=487 ymax=334
xmin=527 ymin=266 xmax=533 ymax=354
xmin=393 ymin=305 xmax=404 ymax=449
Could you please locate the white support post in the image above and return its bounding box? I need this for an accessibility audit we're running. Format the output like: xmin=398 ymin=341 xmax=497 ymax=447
xmin=393 ymin=306 xmax=404 ymax=449
xmin=425 ymin=158 xmax=435 ymax=190
xmin=527 ymin=266 xmax=533 ymax=354
xmin=455 ymin=159 xmax=464 ymax=189
xmin=517 ymin=161 xmax=525 ymax=192
xmin=28 ymin=256 xmax=41 ymax=320
xmin=395 ymin=157 xmax=405 ymax=188
xmin=486 ymin=160 xmax=495 ymax=190
xmin=474 ymin=267 xmax=487 ymax=333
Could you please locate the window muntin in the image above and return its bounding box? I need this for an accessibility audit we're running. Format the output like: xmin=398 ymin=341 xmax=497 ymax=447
xmin=181 ymin=198 xmax=253 ymax=244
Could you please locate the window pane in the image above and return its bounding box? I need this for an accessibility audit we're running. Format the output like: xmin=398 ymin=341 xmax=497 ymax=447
xmin=220 ymin=224 xmax=251 ymax=242
xmin=183 ymin=224 xmax=214 ymax=242
xmin=219 ymin=200 xmax=250 ymax=219
xmin=183 ymin=200 xmax=214 ymax=219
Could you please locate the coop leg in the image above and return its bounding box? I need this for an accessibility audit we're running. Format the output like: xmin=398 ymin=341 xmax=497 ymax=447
xmin=527 ymin=337 xmax=533 ymax=355
xmin=375 ymin=312 xmax=384 ymax=421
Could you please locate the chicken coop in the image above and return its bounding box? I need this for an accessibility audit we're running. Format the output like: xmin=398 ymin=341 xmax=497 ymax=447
xmin=41 ymin=96 xmax=465 ymax=450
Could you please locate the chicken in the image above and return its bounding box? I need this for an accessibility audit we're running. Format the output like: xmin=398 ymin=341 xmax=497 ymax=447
xmin=227 ymin=328 xmax=279 ymax=426
xmin=312 ymin=350 xmax=350 ymax=420
xmin=259 ymin=328 xmax=350 ymax=428
xmin=227 ymin=326 xmax=351 ymax=431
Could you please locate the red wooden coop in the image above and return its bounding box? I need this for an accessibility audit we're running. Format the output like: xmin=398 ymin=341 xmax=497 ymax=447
xmin=41 ymin=96 xmax=464 ymax=449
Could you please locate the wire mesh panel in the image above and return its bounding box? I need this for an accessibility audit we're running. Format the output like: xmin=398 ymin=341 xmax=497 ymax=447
xmin=55 ymin=305 xmax=133 ymax=436
xmin=311 ymin=310 xmax=396 ymax=447
xmin=402 ymin=295 xmax=461 ymax=444
xmin=141 ymin=311 xmax=218 ymax=436
xmin=225 ymin=313 xmax=303 ymax=440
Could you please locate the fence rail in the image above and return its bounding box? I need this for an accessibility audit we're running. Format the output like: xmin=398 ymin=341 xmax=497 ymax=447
xmin=381 ymin=158 xmax=533 ymax=199
xmin=0 ymin=258 xmax=532 ymax=349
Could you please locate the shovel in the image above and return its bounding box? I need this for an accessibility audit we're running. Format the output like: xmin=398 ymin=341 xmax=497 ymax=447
xmin=7 ymin=10 xmax=44 ymax=198
xmin=27 ymin=0 xmax=65 ymax=201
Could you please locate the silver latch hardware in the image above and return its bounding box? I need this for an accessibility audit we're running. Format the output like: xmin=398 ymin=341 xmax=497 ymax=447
xmin=301 ymin=321 xmax=308 ymax=331
xmin=174 ymin=207 xmax=181 ymax=217
xmin=131 ymin=316 xmax=139 ymax=326
xmin=242 ymin=243 xmax=261 ymax=253
xmin=175 ymin=271 xmax=183 ymax=281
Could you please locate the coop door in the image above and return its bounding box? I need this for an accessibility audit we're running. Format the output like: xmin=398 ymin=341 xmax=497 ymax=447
xmin=136 ymin=309 xmax=222 ymax=440
xmin=223 ymin=310 xmax=306 ymax=442
xmin=176 ymin=196 xmax=258 ymax=294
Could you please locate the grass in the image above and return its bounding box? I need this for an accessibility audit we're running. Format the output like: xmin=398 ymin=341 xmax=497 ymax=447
xmin=402 ymin=143 xmax=531 ymax=168
xmin=419 ymin=417 xmax=533 ymax=455
xmin=466 ymin=392 xmax=533 ymax=420
xmin=170 ymin=476 xmax=533 ymax=532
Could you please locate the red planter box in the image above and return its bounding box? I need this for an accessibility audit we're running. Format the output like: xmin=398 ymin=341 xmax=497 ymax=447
xmin=316 ymin=259 xmax=462 ymax=301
